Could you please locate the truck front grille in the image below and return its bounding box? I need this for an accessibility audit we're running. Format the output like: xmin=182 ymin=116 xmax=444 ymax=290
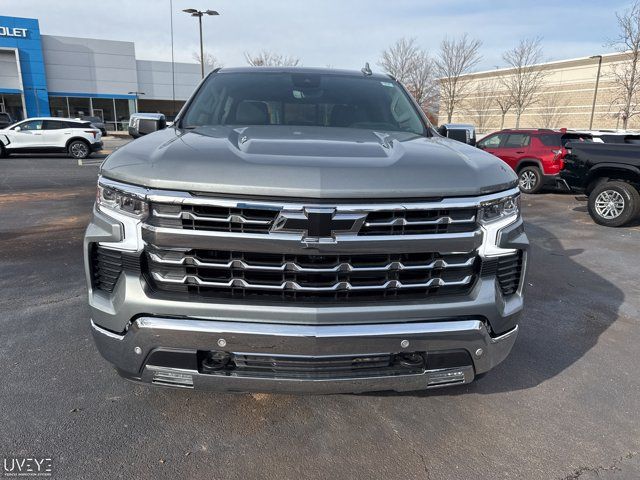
xmin=145 ymin=248 xmax=479 ymax=301
xmin=149 ymin=202 xmax=478 ymax=236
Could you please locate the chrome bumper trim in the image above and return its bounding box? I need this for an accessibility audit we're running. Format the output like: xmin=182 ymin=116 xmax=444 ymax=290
xmin=91 ymin=318 xmax=518 ymax=394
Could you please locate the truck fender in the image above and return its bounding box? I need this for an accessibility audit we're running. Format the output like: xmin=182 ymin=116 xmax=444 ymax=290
xmin=589 ymin=162 xmax=640 ymax=177
xmin=586 ymin=163 xmax=640 ymax=193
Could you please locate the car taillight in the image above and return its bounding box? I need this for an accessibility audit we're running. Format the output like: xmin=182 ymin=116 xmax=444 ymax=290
xmin=550 ymin=149 xmax=565 ymax=170
xmin=84 ymin=129 xmax=98 ymax=139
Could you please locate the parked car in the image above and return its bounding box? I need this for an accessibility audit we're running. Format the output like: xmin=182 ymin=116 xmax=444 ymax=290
xmin=85 ymin=67 xmax=528 ymax=394
xmin=0 ymin=112 xmax=13 ymax=129
xmin=477 ymin=128 xmax=593 ymax=193
xmin=78 ymin=115 xmax=107 ymax=137
xmin=0 ymin=117 xmax=102 ymax=159
xmin=561 ymin=141 xmax=640 ymax=227
xmin=438 ymin=123 xmax=476 ymax=146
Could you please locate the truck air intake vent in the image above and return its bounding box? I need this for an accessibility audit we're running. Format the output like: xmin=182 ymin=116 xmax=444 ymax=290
xmin=90 ymin=245 xmax=140 ymax=293
xmin=482 ymin=252 xmax=523 ymax=296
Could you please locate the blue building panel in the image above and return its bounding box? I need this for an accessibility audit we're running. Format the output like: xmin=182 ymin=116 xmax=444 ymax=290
xmin=0 ymin=15 xmax=50 ymax=117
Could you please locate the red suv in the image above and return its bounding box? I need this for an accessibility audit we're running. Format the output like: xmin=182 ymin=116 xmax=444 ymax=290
xmin=477 ymin=129 xmax=592 ymax=193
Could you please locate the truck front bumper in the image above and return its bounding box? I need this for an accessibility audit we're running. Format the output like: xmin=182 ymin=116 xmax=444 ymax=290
xmin=91 ymin=316 xmax=518 ymax=394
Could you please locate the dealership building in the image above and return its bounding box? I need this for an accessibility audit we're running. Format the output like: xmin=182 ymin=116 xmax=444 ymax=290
xmin=439 ymin=51 xmax=640 ymax=132
xmin=0 ymin=15 xmax=204 ymax=130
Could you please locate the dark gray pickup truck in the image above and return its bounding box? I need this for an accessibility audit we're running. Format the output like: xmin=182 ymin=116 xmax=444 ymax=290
xmin=84 ymin=67 xmax=528 ymax=394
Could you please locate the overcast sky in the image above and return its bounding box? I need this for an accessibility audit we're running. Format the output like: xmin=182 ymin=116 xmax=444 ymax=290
xmin=0 ymin=0 xmax=633 ymax=71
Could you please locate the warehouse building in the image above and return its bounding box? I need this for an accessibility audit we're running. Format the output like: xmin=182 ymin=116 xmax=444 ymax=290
xmin=439 ymin=52 xmax=640 ymax=133
xmin=0 ymin=15 xmax=204 ymax=131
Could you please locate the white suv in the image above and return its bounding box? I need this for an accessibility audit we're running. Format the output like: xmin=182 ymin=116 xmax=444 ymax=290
xmin=0 ymin=117 xmax=103 ymax=159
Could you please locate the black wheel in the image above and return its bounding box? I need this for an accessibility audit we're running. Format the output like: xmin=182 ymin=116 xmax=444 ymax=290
xmin=0 ymin=145 xmax=7 ymax=158
xmin=68 ymin=140 xmax=90 ymax=159
xmin=588 ymin=181 xmax=640 ymax=227
xmin=518 ymin=166 xmax=543 ymax=194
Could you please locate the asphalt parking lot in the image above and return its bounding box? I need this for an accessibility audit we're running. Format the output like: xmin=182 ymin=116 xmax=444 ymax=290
xmin=1 ymin=146 xmax=639 ymax=480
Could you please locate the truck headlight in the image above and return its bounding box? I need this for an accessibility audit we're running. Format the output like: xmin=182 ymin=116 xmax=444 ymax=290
xmin=478 ymin=193 xmax=520 ymax=257
xmin=479 ymin=194 xmax=520 ymax=225
xmin=97 ymin=183 xmax=148 ymax=218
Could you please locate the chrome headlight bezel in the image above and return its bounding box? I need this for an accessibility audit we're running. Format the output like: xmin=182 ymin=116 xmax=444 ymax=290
xmin=96 ymin=181 xmax=148 ymax=218
xmin=478 ymin=193 xmax=520 ymax=225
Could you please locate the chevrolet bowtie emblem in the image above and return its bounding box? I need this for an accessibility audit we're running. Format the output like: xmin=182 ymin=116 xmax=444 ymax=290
xmin=271 ymin=208 xmax=366 ymax=241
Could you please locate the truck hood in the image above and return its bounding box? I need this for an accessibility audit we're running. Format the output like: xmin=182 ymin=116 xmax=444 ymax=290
xmin=101 ymin=126 xmax=516 ymax=198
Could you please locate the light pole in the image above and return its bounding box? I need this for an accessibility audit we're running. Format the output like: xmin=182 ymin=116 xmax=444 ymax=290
xmin=183 ymin=8 xmax=219 ymax=78
xmin=128 ymin=91 xmax=146 ymax=113
xmin=589 ymin=55 xmax=603 ymax=131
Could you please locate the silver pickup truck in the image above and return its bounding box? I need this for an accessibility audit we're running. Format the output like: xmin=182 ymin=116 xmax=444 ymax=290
xmin=84 ymin=67 xmax=528 ymax=394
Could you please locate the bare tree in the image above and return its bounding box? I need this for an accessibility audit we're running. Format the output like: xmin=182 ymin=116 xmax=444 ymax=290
xmin=536 ymin=91 xmax=567 ymax=128
xmin=464 ymin=81 xmax=496 ymax=133
xmin=495 ymin=94 xmax=514 ymax=129
xmin=244 ymin=51 xmax=300 ymax=67
xmin=379 ymin=38 xmax=421 ymax=84
xmin=379 ymin=38 xmax=438 ymax=114
xmin=409 ymin=51 xmax=439 ymax=113
xmin=191 ymin=51 xmax=223 ymax=71
xmin=610 ymin=1 xmax=640 ymax=129
xmin=500 ymin=38 xmax=547 ymax=128
xmin=434 ymin=34 xmax=483 ymax=123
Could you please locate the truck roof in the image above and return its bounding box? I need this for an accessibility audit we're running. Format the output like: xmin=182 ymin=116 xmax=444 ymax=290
xmin=215 ymin=66 xmax=393 ymax=80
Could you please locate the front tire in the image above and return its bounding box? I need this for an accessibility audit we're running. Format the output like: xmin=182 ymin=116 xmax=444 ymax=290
xmin=68 ymin=140 xmax=90 ymax=159
xmin=588 ymin=181 xmax=640 ymax=227
xmin=518 ymin=166 xmax=543 ymax=194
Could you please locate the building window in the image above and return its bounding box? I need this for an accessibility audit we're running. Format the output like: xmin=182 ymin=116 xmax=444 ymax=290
xmin=1 ymin=94 xmax=25 ymax=122
xmin=49 ymin=97 xmax=69 ymax=118
xmin=114 ymin=99 xmax=132 ymax=131
xmin=68 ymin=97 xmax=91 ymax=119
xmin=91 ymin=98 xmax=117 ymax=131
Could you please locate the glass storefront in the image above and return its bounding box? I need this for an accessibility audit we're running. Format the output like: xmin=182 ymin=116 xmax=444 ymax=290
xmin=47 ymin=96 xmax=134 ymax=131
xmin=0 ymin=93 xmax=26 ymax=122
xmin=138 ymin=99 xmax=186 ymax=120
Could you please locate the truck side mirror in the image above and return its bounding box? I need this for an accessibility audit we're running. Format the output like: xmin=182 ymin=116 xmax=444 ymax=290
xmin=128 ymin=114 xmax=167 ymax=139
xmin=445 ymin=128 xmax=475 ymax=146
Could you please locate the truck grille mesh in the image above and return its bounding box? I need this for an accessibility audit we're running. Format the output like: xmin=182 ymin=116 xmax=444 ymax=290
xmin=145 ymin=248 xmax=479 ymax=301
xmin=230 ymin=353 xmax=422 ymax=379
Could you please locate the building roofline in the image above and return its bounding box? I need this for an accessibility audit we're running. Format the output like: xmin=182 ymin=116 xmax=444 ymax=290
xmin=448 ymin=50 xmax=630 ymax=81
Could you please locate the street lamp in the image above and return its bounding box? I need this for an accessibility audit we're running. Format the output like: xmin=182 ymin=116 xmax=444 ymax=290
xmin=589 ymin=55 xmax=603 ymax=131
xmin=128 ymin=91 xmax=146 ymax=113
xmin=183 ymin=8 xmax=220 ymax=78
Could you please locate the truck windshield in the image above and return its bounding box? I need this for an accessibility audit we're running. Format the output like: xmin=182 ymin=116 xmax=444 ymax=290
xmin=181 ymin=72 xmax=426 ymax=135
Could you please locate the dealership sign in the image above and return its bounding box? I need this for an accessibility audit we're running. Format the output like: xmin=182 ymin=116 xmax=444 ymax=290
xmin=0 ymin=26 xmax=28 ymax=38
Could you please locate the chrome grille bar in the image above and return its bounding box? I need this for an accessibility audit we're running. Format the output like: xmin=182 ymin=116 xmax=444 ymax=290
xmin=151 ymin=271 xmax=474 ymax=292
xmin=364 ymin=215 xmax=476 ymax=227
xmin=152 ymin=208 xmax=272 ymax=225
xmin=148 ymin=251 xmax=475 ymax=273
